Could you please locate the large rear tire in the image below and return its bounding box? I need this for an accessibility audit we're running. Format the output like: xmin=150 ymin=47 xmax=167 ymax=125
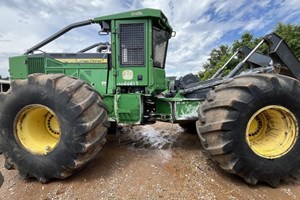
xmin=197 ymin=74 xmax=300 ymax=187
xmin=0 ymin=74 xmax=109 ymax=182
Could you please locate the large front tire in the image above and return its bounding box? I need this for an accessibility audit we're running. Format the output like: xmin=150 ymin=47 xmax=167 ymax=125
xmin=0 ymin=74 xmax=109 ymax=182
xmin=197 ymin=74 xmax=300 ymax=187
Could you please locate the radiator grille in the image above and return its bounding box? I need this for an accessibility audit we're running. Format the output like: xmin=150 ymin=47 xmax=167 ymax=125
xmin=119 ymin=23 xmax=145 ymax=66
xmin=27 ymin=58 xmax=45 ymax=74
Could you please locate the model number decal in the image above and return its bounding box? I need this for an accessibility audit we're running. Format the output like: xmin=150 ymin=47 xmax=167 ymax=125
xmin=117 ymin=81 xmax=139 ymax=86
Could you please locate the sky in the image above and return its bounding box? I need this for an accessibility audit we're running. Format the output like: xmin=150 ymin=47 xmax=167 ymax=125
xmin=0 ymin=0 xmax=299 ymax=77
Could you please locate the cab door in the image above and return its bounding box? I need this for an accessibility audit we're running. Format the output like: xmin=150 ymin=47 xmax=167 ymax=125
xmin=115 ymin=20 xmax=148 ymax=87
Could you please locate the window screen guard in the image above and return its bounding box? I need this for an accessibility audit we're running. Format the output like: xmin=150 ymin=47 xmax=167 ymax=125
xmin=119 ymin=23 xmax=145 ymax=66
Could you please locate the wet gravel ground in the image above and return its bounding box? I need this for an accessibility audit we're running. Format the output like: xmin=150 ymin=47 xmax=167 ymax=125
xmin=1 ymin=122 xmax=300 ymax=200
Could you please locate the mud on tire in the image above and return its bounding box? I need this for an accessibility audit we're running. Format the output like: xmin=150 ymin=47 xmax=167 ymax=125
xmin=197 ymin=74 xmax=300 ymax=187
xmin=0 ymin=74 xmax=109 ymax=183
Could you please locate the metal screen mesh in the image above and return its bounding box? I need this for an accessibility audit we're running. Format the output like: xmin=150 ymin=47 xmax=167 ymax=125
xmin=119 ymin=23 xmax=145 ymax=66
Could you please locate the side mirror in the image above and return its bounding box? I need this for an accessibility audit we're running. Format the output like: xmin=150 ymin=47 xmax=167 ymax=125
xmin=98 ymin=31 xmax=109 ymax=36
xmin=99 ymin=21 xmax=110 ymax=35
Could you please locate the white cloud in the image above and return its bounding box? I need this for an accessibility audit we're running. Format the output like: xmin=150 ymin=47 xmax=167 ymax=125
xmin=214 ymin=0 xmax=246 ymax=15
xmin=243 ymin=18 xmax=264 ymax=31
xmin=0 ymin=0 xmax=299 ymax=78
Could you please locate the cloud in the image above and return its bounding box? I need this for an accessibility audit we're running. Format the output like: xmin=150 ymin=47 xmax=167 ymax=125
xmin=0 ymin=0 xmax=299 ymax=78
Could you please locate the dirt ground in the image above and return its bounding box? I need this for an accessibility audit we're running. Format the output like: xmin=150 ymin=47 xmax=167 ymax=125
xmin=1 ymin=122 xmax=300 ymax=200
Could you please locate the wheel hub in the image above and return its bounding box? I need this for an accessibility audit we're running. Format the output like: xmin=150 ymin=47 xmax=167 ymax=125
xmin=14 ymin=104 xmax=61 ymax=155
xmin=246 ymin=105 xmax=298 ymax=159
xmin=248 ymin=115 xmax=263 ymax=138
xmin=45 ymin=113 xmax=60 ymax=138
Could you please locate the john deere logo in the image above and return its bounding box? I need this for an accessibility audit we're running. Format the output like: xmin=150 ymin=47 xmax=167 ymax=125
xmin=122 ymin=70 xmax=133 ymax=80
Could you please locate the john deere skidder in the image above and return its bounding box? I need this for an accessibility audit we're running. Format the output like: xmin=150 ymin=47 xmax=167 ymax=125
xmin=1 ymin=8 xmax=300 ymax=187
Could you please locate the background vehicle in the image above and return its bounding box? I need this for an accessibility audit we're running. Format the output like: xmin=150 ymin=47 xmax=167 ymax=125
xmin=0 ymin=80 xmax=10 ymax=93
xmin=1 ymin=8 xmax=300 ymax=187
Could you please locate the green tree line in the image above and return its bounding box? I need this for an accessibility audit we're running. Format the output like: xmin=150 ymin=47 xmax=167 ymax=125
xmin=200 ymin=23 xmax=300 ymax=80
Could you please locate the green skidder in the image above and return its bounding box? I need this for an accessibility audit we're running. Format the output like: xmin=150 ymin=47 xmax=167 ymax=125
xmin=2 ymin=8 xmax=300 ymax=187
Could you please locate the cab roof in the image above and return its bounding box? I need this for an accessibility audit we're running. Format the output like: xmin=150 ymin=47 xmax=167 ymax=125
xmin=93 ymin=8 xmax=173 ymax=33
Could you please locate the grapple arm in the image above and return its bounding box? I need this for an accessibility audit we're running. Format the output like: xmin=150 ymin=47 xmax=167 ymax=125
xmin=264 ymin=33 xmax=300 ymax=80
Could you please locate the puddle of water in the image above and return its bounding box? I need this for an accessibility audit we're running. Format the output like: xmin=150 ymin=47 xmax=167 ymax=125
xmin=116 ymin=123 xmax=187 ymax=163
xmin=120 ymin=124 xmax=183 ymax=150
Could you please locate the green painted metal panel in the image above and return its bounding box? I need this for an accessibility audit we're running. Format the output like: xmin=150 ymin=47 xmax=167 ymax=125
xmin=79 ymin=69 xmax=107 ymax=94
xmin=151 ymin=68 xmax=166 ymax=94
xmin=65 ymin=69 xmax=79 ymax=77
xmin=9 ymin=56 xmax=29 ymax=80
xmin=12 ymin=56 xmax=109 ymax=94
xmin=103 ymin=95 xmax=115 ymax=119
xmin=116 ymin=67 xmax=148 ymax=86
xmin=27 ymin=57 xmax=45 ymax=74
xmin=174 ymin=100 xmax=199 ymax=122
xmin=93 ymin=8 xmax=173 ymax=33
xmin=46 ymin=58 xmax=63 ymax=67
xmin=115 ymin=94 xmax=142 ymax=124
xmin=153 ymin=97 xmax=200 ymax=123
xmin=46 ymin=69 xmax=64 ymax=74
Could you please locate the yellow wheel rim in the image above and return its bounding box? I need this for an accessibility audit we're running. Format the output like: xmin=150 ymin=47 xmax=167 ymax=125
xmin=14 ymin=104 xmax=61 ymax=155
xmin=246 ymin=105 xmax=298 ymax=159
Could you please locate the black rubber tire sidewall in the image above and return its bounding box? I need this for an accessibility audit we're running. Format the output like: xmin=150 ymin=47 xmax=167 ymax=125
xmin=0 ymin=82 xmax=86 ymax=179
xmin=230 ymin=84 xmax=300 ymax=178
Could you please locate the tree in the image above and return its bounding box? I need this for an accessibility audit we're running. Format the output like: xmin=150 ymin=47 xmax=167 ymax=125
xmin=200 ymin=32 xmax=260 ymax=80
xmin=203 ymin=45 xmax=230 ymax=70
xmin=200 ymin=45 xmax=231 ymax=79
xmin=200 ymin=53 xmax=234 ymax=80
xmin=275 ymin=23 xmax=300 ymax=59
xmin=232 ymin=32 xmax=268 ymax=54
xmin=232 ymin=32 xmax=258 ymax=51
